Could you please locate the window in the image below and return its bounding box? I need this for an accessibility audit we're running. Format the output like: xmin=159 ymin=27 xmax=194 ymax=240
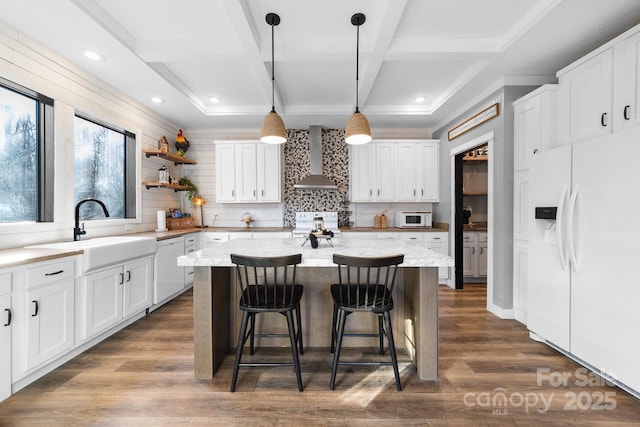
xmin=74 ymin=115 xmax=136 ymax=219
xmin=0 ymin=78 xmax=54 ymax=223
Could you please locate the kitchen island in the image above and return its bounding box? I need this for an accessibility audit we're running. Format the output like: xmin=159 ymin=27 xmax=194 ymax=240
xmin=178 ymin=237 xmax=454 ymax=382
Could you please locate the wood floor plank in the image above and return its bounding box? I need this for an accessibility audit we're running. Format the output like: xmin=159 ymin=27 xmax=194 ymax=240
xmin=1 ymin=284 xmax=639 ymax=426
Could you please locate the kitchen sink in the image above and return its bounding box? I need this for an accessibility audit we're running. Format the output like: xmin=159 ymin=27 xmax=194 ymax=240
xmin=27 ymin=236 xmax=157 ymax=273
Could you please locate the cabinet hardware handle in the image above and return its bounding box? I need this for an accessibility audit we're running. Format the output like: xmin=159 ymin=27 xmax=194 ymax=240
xmin=433 ymin=237 xmax=441 ymax=240
xmin=45 ymin=270 xmax=63 ymax=276
xmin=480 ymin=247 xmax=484 ymax=254
xmin=232 ymin=190 xmax=235 ymax=197
xmin=413 ymin=189 xmax=416 ymax=196
xmin=261 ymin=189 xmax=264 ymax=196
xmin=127 ymin=271 xmax=131 ymax=282
xmin=421 ymin=189 xmax=424 ymax=196
xmin=624 ymin=105 xmax=631 ymax=120
xmin=188 ymin=271 xmax=194 ymax=276
xmin=119 ymin=273 xmax=124 ymax=285
xmin=253 ymin=189 xmax=256 ymax=197
xmin=32 ymin=300 xmax=39 ymax=317
xmin=472 ymin=247 xmax=475 ymax=254
xmin=4 ymin=308 xmax=11 ymax=326
xmin=377 ymin=189 xmax=380 ymax=196
xmin=601 ymin=112 xmax=608 ymax=127
xmin=533 ymin=148 xmax=539 ymax=154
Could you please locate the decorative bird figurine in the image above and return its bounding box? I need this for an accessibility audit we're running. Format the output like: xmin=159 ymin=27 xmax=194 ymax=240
xmin=175 ymin=129 xmax=189 ymax=155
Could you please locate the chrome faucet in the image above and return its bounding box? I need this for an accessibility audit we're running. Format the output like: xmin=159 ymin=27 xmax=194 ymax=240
xmin=74 ymin=198 xmax=110 ymax=241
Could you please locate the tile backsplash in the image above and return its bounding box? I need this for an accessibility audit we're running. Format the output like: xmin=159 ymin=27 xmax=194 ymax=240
xmin=283 ymin=129 xmax=350 ymax=227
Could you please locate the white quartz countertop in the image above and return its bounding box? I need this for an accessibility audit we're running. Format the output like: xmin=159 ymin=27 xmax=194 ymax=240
xmin=178 ymin=237 xmax=454 ymax=268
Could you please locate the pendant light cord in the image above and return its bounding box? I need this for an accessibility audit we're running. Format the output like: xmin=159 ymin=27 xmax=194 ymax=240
xmin=355 ymin=21 xmax=360 ymax=113
xmin=271 ymin=20 xmax=276 ymax=112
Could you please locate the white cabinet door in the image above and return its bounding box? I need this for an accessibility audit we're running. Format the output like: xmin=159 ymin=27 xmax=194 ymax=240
xmin=123 ymin=257 xmax=153 ymax=318
xmin=478 ymin=236 xmax=488 ymax=277
xmin=514 ymin=95 xmax=541 ymax=171
xmin=0 ymin=293 xmax=11 ymax=402
xmin=80 ymin=266 xmax=123 ymax=341
xmin=614 ymin=30 xmax=640 ymax=131
xmin=215 ymin=144 xmax=236 ymax=202
xmin=462 ymin=234 xmax=477 ymax=277
xmin=375 ymin=143 xmax=396 ymax=201
xmin=257 ymin=144 xmax=281 ymax=202
xmin=25 ymin=279 xmax=74 ymax=371
xmin=235 ymin=143 xmax=258 ymax=201
xmin=560 ymin=49 xmax=613 ymax=144
xmin=396 ymin=143 xmax=418 ymax=201
xmin=350 ymin=145 xmax=374 ymax=201
xmin=418 ymin=142 xmax=439 ymax=202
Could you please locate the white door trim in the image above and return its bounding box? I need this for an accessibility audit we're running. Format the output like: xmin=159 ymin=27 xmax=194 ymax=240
xmin=450 ymin=132 xmax=495 ymax=312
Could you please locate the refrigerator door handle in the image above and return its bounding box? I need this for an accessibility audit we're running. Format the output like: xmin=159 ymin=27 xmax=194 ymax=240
xmin=556 ymin=186 xmax=569 ymax=269
xmin=567 ymin=185 xmax=580 ymax=273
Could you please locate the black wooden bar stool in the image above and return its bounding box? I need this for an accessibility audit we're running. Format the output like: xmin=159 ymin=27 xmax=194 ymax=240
xmin=329 ymin=253 xmax=404 ymax=391
xmin=230 ymin=253 xmax=304 ymax=392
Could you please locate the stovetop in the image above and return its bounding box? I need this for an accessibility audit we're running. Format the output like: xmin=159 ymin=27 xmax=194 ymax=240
xmin=293 ymin=211 xmax=340 ymax=235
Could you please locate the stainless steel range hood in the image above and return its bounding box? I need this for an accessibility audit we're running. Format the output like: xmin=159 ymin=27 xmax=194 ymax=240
xmin=293 ymin=125 xmax=338 ymax=190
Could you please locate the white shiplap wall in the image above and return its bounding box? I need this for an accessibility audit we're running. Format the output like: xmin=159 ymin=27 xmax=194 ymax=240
xmin=0 ymin=22 xmax=181 ymax=249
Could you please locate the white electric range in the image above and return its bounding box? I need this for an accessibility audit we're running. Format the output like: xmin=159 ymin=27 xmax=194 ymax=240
xmin=292 ymin=211 xmax=340 ymax=237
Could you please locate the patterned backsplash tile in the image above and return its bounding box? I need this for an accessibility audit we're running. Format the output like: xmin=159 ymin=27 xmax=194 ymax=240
xmin=283 ymin=129 xmax=350 ymax=227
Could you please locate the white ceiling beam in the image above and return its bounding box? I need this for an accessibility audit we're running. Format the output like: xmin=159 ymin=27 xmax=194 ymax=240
xmin=357 ymin=0 xmax=409 ymax=110
xmin=220 ymin=0 xmax=284 ymax=113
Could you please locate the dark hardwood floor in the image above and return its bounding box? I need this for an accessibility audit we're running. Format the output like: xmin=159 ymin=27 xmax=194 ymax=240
xmin=1 ymin=284 xmax=639 ymax=426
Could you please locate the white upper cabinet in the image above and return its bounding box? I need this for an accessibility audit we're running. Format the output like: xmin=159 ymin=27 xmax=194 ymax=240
xmin=351 ymin=140 xmax=439 ymax=203
xmin=613 ymin=30 xmax=640 ymax=131
xmin=215 ymin=141 xmax=281 ymax=203
xmin=559 ymin=49 xmax=613 ymax=144
xmin=558 ymin=24 xmax=640 ymax=144
xmin=513 ymin=85 xmax=559 ymax=170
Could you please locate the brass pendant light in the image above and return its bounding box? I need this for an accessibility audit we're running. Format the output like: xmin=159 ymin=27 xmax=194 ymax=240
xmin=260 ymin=12 xmax=287 ymax=144
xmin=345 ymin=13 xmax=371 ymax=145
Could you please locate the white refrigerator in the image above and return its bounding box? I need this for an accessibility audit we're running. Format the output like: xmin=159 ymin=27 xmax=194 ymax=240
xmin=529 ymin=126 xmax=640 ymax=394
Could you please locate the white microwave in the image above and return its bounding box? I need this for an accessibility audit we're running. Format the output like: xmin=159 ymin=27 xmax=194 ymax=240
xmin=395 ymin=211 xmax=432 ymax=228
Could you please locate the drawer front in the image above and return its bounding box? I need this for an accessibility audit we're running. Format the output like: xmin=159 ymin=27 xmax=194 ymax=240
xmin=184 ymin=234 xmax=197 ymax=247
xmin=478 ymin=233 xmax=488 ymax=242
xmin=26 ymin=259 xmax=75 ymax=289
xmin=0 ymin=272 xmax=10 ymax=295
xmin=424 ymin=233 xmax=447 ymax=244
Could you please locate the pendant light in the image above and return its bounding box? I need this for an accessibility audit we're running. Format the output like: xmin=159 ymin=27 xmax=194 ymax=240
xmin=345 ymin=13 xmax=372 ymax=145
xmin=260 ymin=12 xmax=287 ymax=144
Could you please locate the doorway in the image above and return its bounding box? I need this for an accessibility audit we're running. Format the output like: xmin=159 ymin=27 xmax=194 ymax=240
xmin=450 ymin=133 xmax=494 ymax=302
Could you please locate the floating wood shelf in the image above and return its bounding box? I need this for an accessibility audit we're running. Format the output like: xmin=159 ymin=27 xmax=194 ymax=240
xmin=463 ymin=192 xmax=488 ymax=196
xmin=462 ymin=155 xmax=488 ymax=162
xmin=143 ymin=150 xmax=197 ymax=165
xmin=142 ymin=181 xmax=187 ymax=191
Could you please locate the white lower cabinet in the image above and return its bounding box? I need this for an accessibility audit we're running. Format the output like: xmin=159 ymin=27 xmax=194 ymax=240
xmin=0 ymin=272 xmax=12 ymax=402
xmin=79 ymin=256 xmax=153 ymax=341
xmin=463 ymin=232 xmax=487 ymax=280
xmin=184 ymin=234 xmax=197 ymax=286
xmin=25 ymin=280 xmax=75 ymax=371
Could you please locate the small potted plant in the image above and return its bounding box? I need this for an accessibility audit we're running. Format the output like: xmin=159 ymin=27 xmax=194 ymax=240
xmin=178 ymin=177 xmax=199 ymax=208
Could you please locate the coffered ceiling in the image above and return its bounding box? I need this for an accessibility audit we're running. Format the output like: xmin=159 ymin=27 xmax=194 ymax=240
xmin=3 ymin=0 xmax=640 ymax=132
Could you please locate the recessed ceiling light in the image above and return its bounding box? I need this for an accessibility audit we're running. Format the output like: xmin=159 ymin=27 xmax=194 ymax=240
xmin=209 ymin=97 xmax=220 ymax=103
xmin=151 ymin=97 xmax=165 ymax=104
xmin=83 ymin=50 xmax=103 ymax=61
xmin=414 ymin=96 xmax=425 ymax=103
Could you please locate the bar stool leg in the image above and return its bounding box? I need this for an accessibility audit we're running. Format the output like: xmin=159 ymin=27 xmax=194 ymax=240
xmin=296 ymin=304 xmax=304 ymax=355
xmin=330 ymin=309 xmax=347 ymax=390
xmin=231 ymin=310 xmax=250 ymax=392
xmin=383 ymin=310 xmax=402 ymax=391
xmin=286 ymin=311 xmax=303 ymax=392
xmin=330 ymin=303 xmax=338 ymax=353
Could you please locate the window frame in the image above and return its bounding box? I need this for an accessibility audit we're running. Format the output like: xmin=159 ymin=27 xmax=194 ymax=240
xmin=73 ymin=113 xmax=137 ymax=219
xmin=0 ymin=77 xmax=54 ymax=223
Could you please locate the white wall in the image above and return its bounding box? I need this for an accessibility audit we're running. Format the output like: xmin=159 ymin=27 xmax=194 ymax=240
xmin=0 ymin=22 xmax=181 ymax=249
